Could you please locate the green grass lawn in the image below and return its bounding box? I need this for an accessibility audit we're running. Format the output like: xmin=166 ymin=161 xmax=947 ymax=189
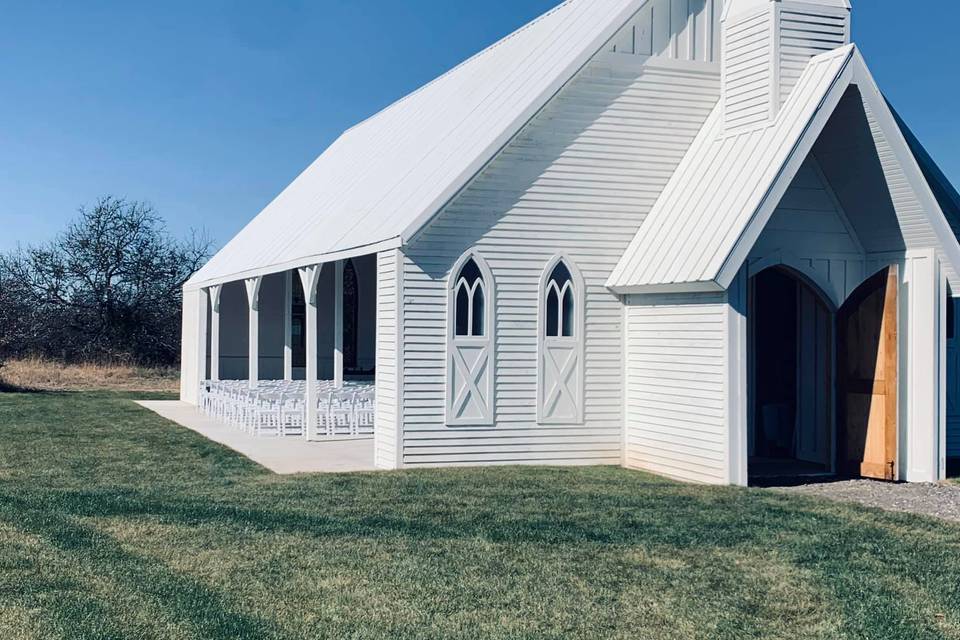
xmin=1 ymin=392 xmax=959 ymax=639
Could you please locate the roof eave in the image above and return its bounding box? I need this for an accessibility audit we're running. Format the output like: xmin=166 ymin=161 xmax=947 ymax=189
xmin=607 ymin=280 xmax=725 ymax=297
xmin=183 ymin=235 xmax=403 ymax=292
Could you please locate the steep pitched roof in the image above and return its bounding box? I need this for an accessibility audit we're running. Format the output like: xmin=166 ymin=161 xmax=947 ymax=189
xmin=187 ymin=0 xmax=645 ymax=289
xmin=607 ymin=45 xmax=960 ymax=293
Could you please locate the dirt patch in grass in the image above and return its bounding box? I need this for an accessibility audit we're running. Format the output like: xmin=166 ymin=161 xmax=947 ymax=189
xmin=0 ymin=358 xmax=179 ymax=393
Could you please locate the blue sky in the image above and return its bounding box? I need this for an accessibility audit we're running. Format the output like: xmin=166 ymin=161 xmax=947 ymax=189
xmin=1 ymin=0 xmax=956 ymax=252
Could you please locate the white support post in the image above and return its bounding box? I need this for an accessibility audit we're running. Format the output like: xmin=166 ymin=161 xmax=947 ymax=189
xmin=284 ymin=271 xmax=293 ymax=381
xmin=196 ymin=289 xmax=208 ymax=385
xmin=725 ymin=265 xmax=749 ymax=487
xmin=179 ymin=288 xmax=206 ymax=405
xmin=902 ymin=249 xmax=940 ymax=482
xmin=334 ymin=260 xmax=344 ymax=388
xmin=298 ymin=265 xmax=323 ymax=440
xmin=245 ymin=277 xmax=263 ymax=390
xmin=209 ymin=284 xmax=222 ymax=382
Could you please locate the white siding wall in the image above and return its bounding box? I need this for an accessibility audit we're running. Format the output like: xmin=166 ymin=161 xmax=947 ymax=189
xmin=608 ymin=0 xmax=723 ymax=63
xmin=778 ymin=4 xmax=850 ymax=104
xmin=748 ymin=155 xmax=867 ymax=304
xmin=624 ymin=292 xmax=729 ymax=484
xmin=752 ymin=158 xmax=861 ymax=258
xmin=398 ymin=56 xmax=721 ymax=467
xmin=722 ymin=9 xmax=773 ymax=131
xmin=375 ymin=249 xmax=401 ymax=470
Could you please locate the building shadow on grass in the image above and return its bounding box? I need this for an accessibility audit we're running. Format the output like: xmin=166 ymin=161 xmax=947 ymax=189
xmin=0 ymin=493 xmax=278 ymax=639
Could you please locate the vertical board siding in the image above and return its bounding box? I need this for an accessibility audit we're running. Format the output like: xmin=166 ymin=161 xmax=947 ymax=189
xmin=400 ymin=57 xmax=721 ymax=467
xmin=722 ymin=9 xmax=772 ymax=131
xmin=608 ymin=0 xmax=722 ymax=63
xmin=375 ymin=249 xmax=400 ymax=469
xmin=624 ymin=293 xmax=728 ymax=484
xmin=779 ymin=7 xmax=849 ymax=105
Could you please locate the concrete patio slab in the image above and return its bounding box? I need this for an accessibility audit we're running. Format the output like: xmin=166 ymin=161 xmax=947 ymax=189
xmin=136 ymin=401 xmax=376 ymax=475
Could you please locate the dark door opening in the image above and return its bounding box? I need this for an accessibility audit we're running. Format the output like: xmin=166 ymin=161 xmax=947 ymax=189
xmin=749 ymin=267 xmax=833 ymax=481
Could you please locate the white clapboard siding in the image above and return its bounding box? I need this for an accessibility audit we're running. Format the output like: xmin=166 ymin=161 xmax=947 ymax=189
xmin=747 ymin=155 xmax=868 ymax=304
xmin=779 ymin=5 xmax=850 ymax=105
xmin=751 ymin=158 xmax=861 ymax=258
xmin=722 ymin=9 xmax=772 ymax=132
xmin=863 ymin=98 xmax=960 ymax=290
xmin=375 ymin=249 xmax=401 ymax=469
xmin=399 ymin=55 xmax=721 ymax=467
xmin=607 ymin=0 xmax=723 ymax=63
xmin=624 ymin=292 xmax=728 ymax=484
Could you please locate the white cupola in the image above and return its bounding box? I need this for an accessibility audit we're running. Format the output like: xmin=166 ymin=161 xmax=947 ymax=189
xmin=721 ymin=0 xmax=851 ymax=132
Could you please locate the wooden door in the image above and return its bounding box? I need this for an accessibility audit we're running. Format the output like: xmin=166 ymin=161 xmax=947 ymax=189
xmin=837 ymin=266 xmax=898 ymax=481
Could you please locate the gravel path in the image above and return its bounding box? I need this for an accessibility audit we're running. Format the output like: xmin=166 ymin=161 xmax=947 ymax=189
xmin=776 ymin=479 xmax=960 ymax=524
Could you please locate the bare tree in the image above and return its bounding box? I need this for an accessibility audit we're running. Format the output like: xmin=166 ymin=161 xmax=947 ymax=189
xmin=1 ymin=197 xmax=211 ymax=365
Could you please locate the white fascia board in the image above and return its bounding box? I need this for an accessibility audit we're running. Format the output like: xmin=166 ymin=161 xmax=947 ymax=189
xmin=714 ymin=50 xmax=855 ymax=289
xmin=607 ymin=280 xmax=726 ymax=296
xmin=399 ymin=0 xmax=650 ymax=246
xmin=183 ymin=236 xmax=402 ymax=292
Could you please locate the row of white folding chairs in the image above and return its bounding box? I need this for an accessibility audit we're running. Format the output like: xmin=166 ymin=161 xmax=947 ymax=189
xmin=243 ymin=390 xmax=376 ymax=438
xmin=199 ymin=381 xmax=374 ymax=438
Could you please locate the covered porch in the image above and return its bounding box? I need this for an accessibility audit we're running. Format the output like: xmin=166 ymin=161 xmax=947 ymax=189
xmin=187 ymin=254 xmax=379 ymax=442
xmin=137 ymin=400 xmax=376 ymax=473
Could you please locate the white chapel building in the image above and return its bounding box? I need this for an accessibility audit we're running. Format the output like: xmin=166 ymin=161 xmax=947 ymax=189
xmin=180 ymin=0 xmax=960 ymax=485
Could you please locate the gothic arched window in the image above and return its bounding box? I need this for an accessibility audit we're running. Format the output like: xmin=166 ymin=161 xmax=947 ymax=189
xmin=538 ymin=256 xmax=584 ymax=424
xmin=453 ymin=258 xmax=486 ymax=337
xmin=447 ymin=252 xmax=495 ymax=426
xmin=544 ymin=261 xmax=575 ymax=338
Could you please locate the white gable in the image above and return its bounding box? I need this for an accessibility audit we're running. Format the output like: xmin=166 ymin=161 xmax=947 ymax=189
xmin=187 ymin=0 xmax=648 ymax=290
xmin=607 ymin=46 xmax=960 ymax=294
xmin=608 ymin=46 xmax=856 ymax=292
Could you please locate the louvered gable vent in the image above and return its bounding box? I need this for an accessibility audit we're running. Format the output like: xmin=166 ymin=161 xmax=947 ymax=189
xmin=722 ymin=0 xmax=850 ymax=133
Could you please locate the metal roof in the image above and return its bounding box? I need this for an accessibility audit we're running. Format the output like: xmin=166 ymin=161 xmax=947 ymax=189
xmin=607 ymin=46 xmax=857 ymax=293
xmin=608 ymin=44 xmax=960 ymax=294
xmin=187 ymin=0 xmax=645 ymax=290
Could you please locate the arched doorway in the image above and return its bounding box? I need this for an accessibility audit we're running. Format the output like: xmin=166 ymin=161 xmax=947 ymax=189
xmin=748 ymin=266 xmax=834 ymax=480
